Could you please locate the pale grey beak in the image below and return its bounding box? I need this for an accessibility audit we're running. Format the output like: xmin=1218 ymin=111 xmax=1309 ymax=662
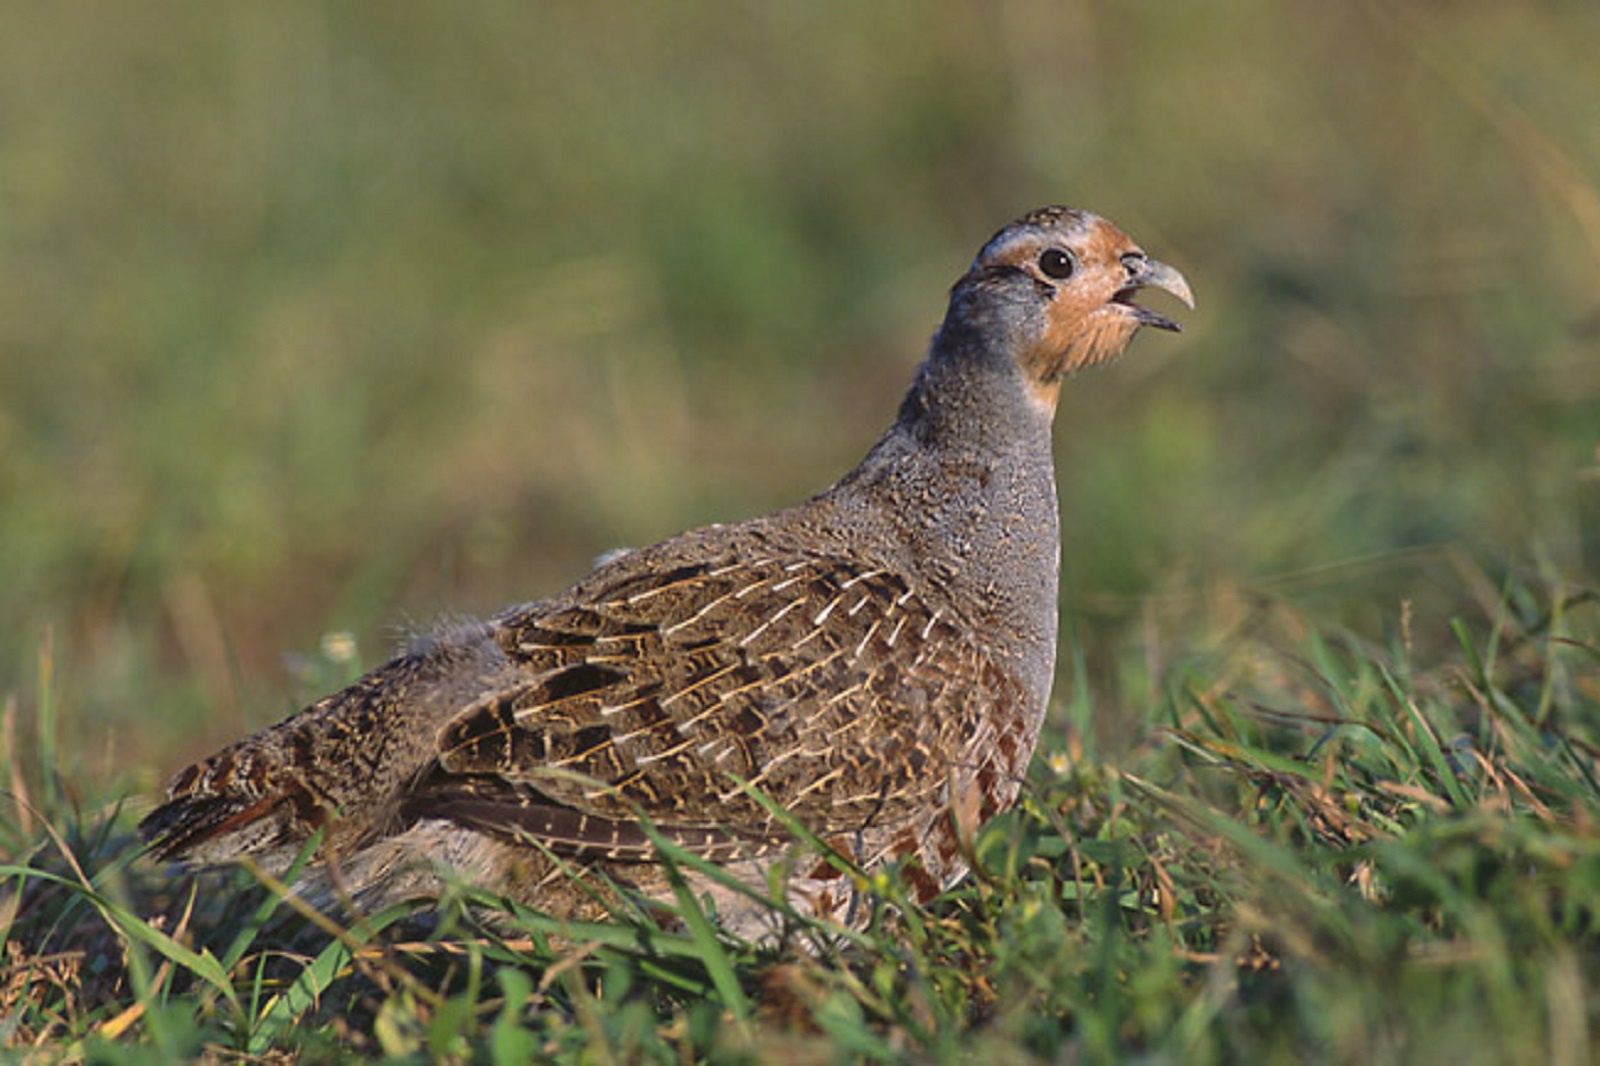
xmin=1114 ymin=255 xmax=1194 ymax=332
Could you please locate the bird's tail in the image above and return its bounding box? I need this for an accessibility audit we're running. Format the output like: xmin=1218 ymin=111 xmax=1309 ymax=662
xmin=139 ymin=625 xmax=510 ymax=876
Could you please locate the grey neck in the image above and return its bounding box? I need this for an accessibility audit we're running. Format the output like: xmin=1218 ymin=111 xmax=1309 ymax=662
xmin=820 ymin=324 xmax=1062 ymax=702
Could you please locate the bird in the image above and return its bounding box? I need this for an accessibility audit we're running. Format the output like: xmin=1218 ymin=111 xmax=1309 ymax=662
xmin=139 ymin=206 xmax=1192 ymax=940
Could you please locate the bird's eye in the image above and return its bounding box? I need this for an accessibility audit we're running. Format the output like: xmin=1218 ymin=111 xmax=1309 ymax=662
xmin=1038 ymin=248 xmax=1075 ymax=280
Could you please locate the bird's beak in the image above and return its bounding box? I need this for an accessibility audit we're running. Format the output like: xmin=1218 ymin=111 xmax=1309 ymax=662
xmin=1114 ymin=257 xmax=1194 ymax=333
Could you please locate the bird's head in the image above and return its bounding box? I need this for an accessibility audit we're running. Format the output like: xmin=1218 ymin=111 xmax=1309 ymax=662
xmin=943 ymin=206 xmax=1193 ymax=412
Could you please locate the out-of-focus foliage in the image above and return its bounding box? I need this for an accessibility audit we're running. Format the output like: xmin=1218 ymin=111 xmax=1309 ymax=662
xmin=1 ymin=2 xmax=1596 ymax=804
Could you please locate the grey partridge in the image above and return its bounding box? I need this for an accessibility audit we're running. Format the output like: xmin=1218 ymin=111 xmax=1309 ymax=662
xmin=140 ymin=206 xmax=1192 ymax=939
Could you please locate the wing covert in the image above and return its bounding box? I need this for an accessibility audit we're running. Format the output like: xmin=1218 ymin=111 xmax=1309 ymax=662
xmin=426 ymin=549 xmax=1016 ymax=858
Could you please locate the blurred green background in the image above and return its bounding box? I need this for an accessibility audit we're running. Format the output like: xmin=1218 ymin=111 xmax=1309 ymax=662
xmin=2 ymin=2 xmax=1597 ymax=787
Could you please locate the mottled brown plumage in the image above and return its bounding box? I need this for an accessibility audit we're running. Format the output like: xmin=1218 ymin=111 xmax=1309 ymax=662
xmin=140 ymin=207 xmax=1191 ymax=939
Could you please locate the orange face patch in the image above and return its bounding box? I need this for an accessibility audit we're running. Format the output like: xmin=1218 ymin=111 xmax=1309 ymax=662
xmin=976 ymin=216 xmax=1150 ymax=404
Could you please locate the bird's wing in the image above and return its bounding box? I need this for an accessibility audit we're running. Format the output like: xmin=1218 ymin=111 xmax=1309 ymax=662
xmin=418 ymin=546 xmax=1030 ymax=862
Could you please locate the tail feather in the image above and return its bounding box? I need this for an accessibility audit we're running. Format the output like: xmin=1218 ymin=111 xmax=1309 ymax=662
xmin=139 ymin=624 xmax=513 ymax=873
xmin=139 ymin=788 xmax=308 ymax=871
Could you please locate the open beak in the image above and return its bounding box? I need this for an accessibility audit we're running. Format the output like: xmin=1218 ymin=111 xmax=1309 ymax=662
xmin=1112 ymin=257 xmax=1194 ymax=333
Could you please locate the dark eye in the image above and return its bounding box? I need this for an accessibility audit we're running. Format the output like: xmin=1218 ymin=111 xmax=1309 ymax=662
xmin=1038 ymin=248 xmax=1075 ymax=280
